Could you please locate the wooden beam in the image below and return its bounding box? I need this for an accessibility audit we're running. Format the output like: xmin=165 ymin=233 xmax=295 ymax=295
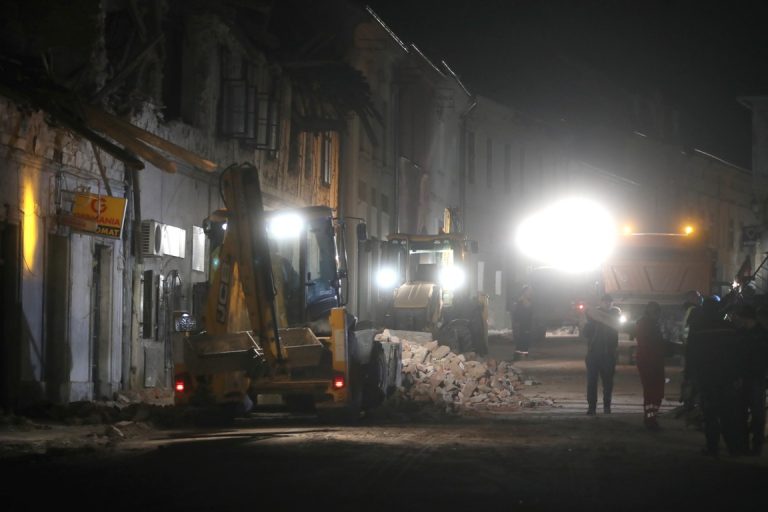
xmin=91 ymin=118 xmax=177 ymax=173
xmin=84 ymin=106 xmax=217 ymax=173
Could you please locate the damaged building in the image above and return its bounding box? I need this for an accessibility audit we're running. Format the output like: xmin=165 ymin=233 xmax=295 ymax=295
xmin=0 ymin=0 xmax=388 ymax=409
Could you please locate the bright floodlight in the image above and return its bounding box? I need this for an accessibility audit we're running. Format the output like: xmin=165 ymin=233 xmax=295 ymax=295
xmin=439 ymin=265 xmax=466 ymax=291
xmin=376 ymin=267 xmax=399 ymax=289
xmin=515 ymin=197 xmax=616 ymax=273
xmin=267 ymin=212 xmax=304 ymax=239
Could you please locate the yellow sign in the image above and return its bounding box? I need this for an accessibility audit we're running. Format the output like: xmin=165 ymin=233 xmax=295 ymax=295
xmin=66 ymin=193 xmax=127 ymax=239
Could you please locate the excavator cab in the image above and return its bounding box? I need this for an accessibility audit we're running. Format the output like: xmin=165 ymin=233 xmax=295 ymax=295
xmin=266 ymin=207 xmax=343 ymax=330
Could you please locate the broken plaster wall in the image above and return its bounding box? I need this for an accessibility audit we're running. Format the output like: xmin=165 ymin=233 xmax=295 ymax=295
xmin=0 ymin=97 xmax=128 ymax=406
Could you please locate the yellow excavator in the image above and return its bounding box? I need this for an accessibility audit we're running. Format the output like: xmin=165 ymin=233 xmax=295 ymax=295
xmin=374 ymin=209 xmax=489 ymax=355
xmin=172 ymin=163 xmax=401 ymax=419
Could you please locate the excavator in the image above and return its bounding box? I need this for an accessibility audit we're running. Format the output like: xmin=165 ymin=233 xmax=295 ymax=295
xmin=374 ymin=209 xmax=489 ymax=356
xmin=172 ymin=162 xmax=401 ymax=419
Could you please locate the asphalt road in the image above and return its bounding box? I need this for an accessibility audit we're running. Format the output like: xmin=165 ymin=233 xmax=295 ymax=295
xmin=2 ymin=334 xmax=767 ymax=512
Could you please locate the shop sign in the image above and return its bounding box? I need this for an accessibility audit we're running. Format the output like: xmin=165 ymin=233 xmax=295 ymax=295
xmin=60 ymin=193 xmax=127 ymax=239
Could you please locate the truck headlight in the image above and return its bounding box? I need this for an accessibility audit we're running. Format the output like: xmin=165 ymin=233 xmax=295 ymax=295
xmin=376 ymin=267 xmax=399 ymax=289
xmin=439 ymin=266 xmax=465 ymax=291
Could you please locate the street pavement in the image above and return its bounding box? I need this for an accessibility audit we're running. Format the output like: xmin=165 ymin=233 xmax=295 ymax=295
xmin=488 ymin=331 xmax=685 ymax=415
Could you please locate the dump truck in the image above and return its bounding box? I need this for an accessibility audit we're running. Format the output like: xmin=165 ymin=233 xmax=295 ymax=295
xmin=601 ymin=230 xmax=716 ymax=346
xmin=172 ymin=163 xmax=401 ymax=419
xmin=374 ymin=213 xmax=488 ymax=355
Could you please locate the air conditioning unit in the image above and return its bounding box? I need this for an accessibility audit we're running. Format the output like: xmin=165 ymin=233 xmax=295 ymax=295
xmin=141 ymin=220 xmax=187 ymax=258
xmin=141 ymin=220 xmax=164 ymax=257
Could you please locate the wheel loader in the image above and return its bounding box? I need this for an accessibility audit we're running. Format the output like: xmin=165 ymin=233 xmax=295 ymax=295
xmin=374 ymin=217 xmax=489 ymax=356
xmin=172 ymin=163 xmax=401 ymax=419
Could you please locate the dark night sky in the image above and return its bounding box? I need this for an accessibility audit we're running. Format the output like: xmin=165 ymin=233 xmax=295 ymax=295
xmin=359 ymin=0 xmax=768 ymax=169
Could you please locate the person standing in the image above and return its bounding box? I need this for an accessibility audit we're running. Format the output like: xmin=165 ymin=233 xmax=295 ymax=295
xmin=634 ymin=301 xmax=667 ymax=430
xmin=582 ymin=294 xmax=620 ymax=415
xmin=732 ymin=304 xmax=768 ymax=456
xmin=678 ymin=290 xmax=703 ymax=419
xmin=512 ymin=285 xmax=534 ymax=359
xmin=686 ymin=297 xmax=742 ymax=456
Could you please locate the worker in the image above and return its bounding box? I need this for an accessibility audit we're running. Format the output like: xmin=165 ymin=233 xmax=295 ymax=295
xmin=686 ymin=297 xmax=742 ymax=456
xmin=634 ymin=301 xmax=667 ymax=430
xmin=582 ymin=294 xmax=620 ymax=415
xmin=678 ymin=289 xmax=704 ymax=424
xmin=732 ymin=304 xmax=768 ymax=456
xmin=511 ymin=285 xmax=534 ymax=359
xmin=681 ymin=289 xmax=704 ymax=342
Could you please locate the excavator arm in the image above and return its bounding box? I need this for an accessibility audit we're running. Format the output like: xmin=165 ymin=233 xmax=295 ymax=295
xmin=206 ymin=163 xmax=284 ymax=369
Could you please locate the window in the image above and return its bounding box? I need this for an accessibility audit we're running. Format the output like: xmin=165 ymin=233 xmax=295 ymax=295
xmin=486 ymin=138 xmax=493 ymax=189
xmin=358 ymin=180 xmax=368 ymax=202
xmin=304 ymin=133 xmax=315 ymax=180
xmin=219 ymin=47 xmax=279 ymax=150
xmin=321 ymin=132 xmax=333 ymax=186
xmin=288 ymin=129 xmax=300 ymax=175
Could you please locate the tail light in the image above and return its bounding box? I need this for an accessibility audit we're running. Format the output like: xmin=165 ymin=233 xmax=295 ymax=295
xmin=332 ymin=374 xmax=345 ymax=390
xmin=175 ymin=374 xmax=189 ymax=393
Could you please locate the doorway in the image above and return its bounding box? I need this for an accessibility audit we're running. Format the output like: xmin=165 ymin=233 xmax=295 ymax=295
xmin=0 ymin=222 xmax=21 ymax=411
xmin=91 ymin=243 xmax=113 ymax=399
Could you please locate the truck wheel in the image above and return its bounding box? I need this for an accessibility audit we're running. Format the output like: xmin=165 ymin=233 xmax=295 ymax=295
xmin=437 ymin=319 xmax=473 ymax=354
xmin=470 ymin=312 xmax=489 ymax=356
xmin=362 ymin=342 xmax=388 ymax=410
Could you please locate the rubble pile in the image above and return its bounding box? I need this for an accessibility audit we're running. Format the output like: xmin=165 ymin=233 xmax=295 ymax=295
xmin=375 ymin=330 xmax=554 ymax=414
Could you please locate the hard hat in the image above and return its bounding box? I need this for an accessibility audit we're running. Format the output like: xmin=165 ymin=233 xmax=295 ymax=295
xmin=710 ymin=294 xmax=721 ymax=302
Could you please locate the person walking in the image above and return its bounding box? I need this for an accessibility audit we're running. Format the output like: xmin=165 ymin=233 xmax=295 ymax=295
xmin=732 ymin=304 xmax=768 ymax=456
xmin=582 ymin=294 xmax=620 ymax=415
xmin=634 ymin=301 xmax=666 ymax=430
xmin=512 ymin=285 xmax=534 ymax=359
xmin=686 ymin=297 xmax=743 ymax=456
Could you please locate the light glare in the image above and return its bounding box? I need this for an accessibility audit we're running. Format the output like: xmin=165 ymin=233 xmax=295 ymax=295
xmin=515 ymin=198 xmax=616 ymax=273
xmin=376 ymin=267 xmax=399 ymax=288
xmin=267 ymin=213 xmax=304 ymax=239
xmin=439 ymin=265 xmax=465 ymax=291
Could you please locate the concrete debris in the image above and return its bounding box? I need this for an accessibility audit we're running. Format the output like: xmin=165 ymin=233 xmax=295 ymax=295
xmin=375 ymin=329 xmax=554 ymax=414
xmin=105 ymin=425 xmax=125 ymax=439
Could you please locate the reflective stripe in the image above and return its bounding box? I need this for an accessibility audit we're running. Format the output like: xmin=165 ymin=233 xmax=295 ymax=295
xmin=334 ymin=329 xmax=346 ymax=363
